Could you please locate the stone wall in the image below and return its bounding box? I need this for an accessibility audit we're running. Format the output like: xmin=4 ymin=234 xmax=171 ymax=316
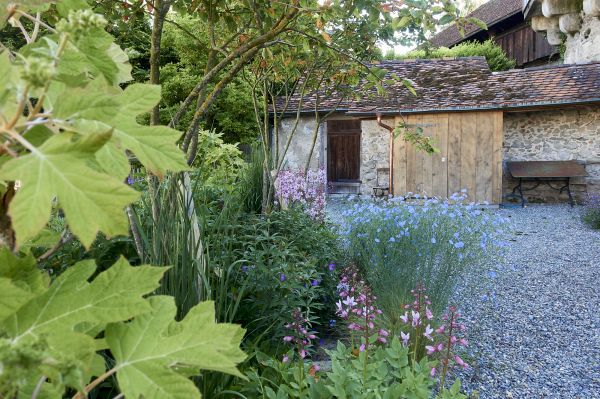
xmin=529 ymin=0 xmax=600 ymax=63
xmin=276 ymin=116 xmax=324 ymax=171
xmin=503 ymin=107 xmax=600 ymax=203
xmin=359 ymin=119 xmax=392 ymax=196
xmin=564 ymin=14 xmax=600 ymax=63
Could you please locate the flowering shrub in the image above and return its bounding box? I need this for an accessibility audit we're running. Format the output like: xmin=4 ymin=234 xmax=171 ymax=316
xmin=210 ymin=208 xmax=341 ymax=343
xmin=581 ymin=195 xmax=600 ymax=229
xmin=276 ymin=168 xmax=327 ymax=220
xmin=335 ymin=265 xmax=389 ymax=352
xmin=338 ymin=194 xmax=508 ymax=318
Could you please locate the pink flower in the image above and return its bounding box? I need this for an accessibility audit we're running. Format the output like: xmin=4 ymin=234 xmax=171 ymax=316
xmin=425 ymin=345 xmax=436 ymax=355
xmin=300 ymin=349 xmax=307 ymax=358
xmin=400 ymin=312 xmax=409 ymax=324
xmin=359 ymin=344 xmax=366 ymax=352
xmin=411 ymin=311 xmax=421 ymax=327
xmin=423 ymin=324 xmax=434 ymax=341
xmin=459 ymin=338 xmax=469 ymax=347
xmin=282 ymin=355 xmax=289 ymax=363
xmin=435 ymin=325 xmax=445 ymax=334
xmin=436 ymin=343 xmax=444 ymax=352
xmin=454 ymin=355 xmax=468 ymax=369
xmin=450 ymin=336 xmax=458 ymax=344
xmin=377 ymin=337 xmax=387 ymax=343
xmin=343 ymin=296 xmax=357 ymax=307
xmin=430 ymin=367 xmax=437 ymax=377
xmin=283 ymin=336 xmax=293 ymax=342
xmin=425 ymin=307 xmax=433 ymax=320
xmin=401 ymin=331 xmax=410 ymax=346
xmin=379 ymin=329 xmax=389 ymax=337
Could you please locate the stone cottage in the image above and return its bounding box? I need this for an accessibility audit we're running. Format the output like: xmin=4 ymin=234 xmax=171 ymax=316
xmin=273 ymin=57 xmax=600 ymax=204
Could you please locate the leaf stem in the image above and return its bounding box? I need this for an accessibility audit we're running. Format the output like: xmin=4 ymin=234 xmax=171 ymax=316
xmin=72 ymin=367 xmax=117 ymax=399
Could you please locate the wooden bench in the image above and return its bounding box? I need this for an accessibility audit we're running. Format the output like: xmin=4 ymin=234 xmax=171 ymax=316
xmin=505 ymin=160 xmax=587 ymax=207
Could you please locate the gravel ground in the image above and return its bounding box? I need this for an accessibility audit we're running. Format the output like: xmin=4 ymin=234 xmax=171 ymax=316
xmin=327 ymin=200 xmax=600 ymax=398
xmin=455 ymin=205 xmax=600 ymax=399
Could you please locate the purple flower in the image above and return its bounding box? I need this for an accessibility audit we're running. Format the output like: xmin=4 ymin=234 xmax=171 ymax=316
xmin=401 ymin=331 xmax=410 ymax=346
xmin=311 ymin=279 xmax=319 ymax=287
xmin=241 ymin=265 xmax=248 ymax=273
xmin=279 ymin=273 xmax=286 ymax=282
xmin=328 ymin=263 xmax=336 ymax=272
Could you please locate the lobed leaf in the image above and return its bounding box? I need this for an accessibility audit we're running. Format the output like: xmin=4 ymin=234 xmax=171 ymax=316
xmin=107 ymin=297 xmax=246 ymax=399
xmin=0 ymin=133 xmax=139 ymax=247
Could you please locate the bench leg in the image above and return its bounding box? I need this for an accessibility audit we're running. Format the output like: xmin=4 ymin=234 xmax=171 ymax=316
xmin=517 ymin=178 xmax=525 ymax=208
xmin=566 ymin=178 xmax=574 ymax=207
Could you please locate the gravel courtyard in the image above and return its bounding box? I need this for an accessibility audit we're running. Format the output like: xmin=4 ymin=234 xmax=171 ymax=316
xmin=328 ymin=201 xmax=600 ymax=398
xmin=457 ymin=205 xmax=600 ymax=398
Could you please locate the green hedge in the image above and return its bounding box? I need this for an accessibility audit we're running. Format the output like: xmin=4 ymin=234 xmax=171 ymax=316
xmin=387 ymin=39 xmax=517 ymax=71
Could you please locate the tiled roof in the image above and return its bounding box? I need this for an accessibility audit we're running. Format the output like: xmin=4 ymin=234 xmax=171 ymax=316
xmin=273 ymin=58 xmax=600 ymax=116
xmin=430 ymin=0 xmax=523 ymax=47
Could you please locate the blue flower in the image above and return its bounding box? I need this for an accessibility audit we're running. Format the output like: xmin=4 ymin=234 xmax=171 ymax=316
xmin=431 ymin=237 xmax=436 ymax=244
xmin=375 ymin=238 xmax=380 ymax=243
xmin=241 ymin=265 xmax=248 ymax=273
xmin=279 ymin=273 xmax=286 ymax=282
xmin=454 ymin=241 xmax=464 ymax=249
xmin=389 ymin=237 xmax=396 ymax=242
xmin=311 ymin=279 xmax=319 ymax=287
xmin=488 ymin=271 xmax=497 ymax=279
xmin=329 ymin=319 xmax=336 ymax=327
xmin=328 ymin=263 xmax=336 ymax=272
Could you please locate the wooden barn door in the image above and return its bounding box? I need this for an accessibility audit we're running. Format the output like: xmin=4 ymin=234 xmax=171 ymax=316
xmin=327 ymin=120 xmax=361 ymax=182
xmin=393 ymin=112 xmax=503 ymax=204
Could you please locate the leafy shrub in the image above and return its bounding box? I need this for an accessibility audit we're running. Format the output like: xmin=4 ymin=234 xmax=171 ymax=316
xmin=203 ymin=208 xmax=342 ymax=343
xmin=581 ymin=195 xmax=600 ymax=229
xmin=388 ymin=39 xmax=517 ymax=71
xmin=240 ymin=338 xmax=466 ymax=398
xmin=338 ymin=196 xmax=507 ymax=323
xmin=192 ymin=129 xmax=246 ymax=190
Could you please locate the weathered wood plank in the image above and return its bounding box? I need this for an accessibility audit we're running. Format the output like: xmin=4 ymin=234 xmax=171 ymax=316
xmin=420 ymin=114 xmax=434 ymax=196
xmin=460 ymin=112 xmax=478 ymax=200
xmin=393 ymin=116 xmax=407 ymax=196
xmin=475 ymin=112 xmax=494 ymax=203
xmin=492 ymin=111 xmax=504 ymax=204
xmin=406 ymin=115 xmax=417 ymax=195
xmin=447 ymin=113 xmax=462 ymax=196
xmin=432 ymin=113 xmax=449 ymax=198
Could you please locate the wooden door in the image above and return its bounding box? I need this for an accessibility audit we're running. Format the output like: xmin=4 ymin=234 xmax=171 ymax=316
xmin=393 ymin=111 xmax=503 ymax=204
xmin=327 ymin=120 xmax=361 ymax=182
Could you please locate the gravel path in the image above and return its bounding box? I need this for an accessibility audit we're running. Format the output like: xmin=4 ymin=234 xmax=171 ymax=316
xmin=456 ymin=205 xmax=600 ymax=399
xmin=327 ymin=200 xmax=600 ymax=398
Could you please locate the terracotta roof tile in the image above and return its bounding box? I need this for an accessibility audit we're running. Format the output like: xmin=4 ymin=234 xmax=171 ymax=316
xmin=274 ymin=58 xmax=600 ymax=115
xmin=430 ymin=0 xmax=523 ymax=47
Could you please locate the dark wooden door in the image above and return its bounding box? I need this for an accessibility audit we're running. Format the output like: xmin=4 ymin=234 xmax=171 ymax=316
xmin=327 ymin=120 xmax=361 ymax=182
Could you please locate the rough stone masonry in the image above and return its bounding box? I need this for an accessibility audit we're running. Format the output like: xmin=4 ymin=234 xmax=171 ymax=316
xmin=503 ymin=107 xmax=600 ymax=202
xmin=530 ymin=0 xmax=600 ymax=63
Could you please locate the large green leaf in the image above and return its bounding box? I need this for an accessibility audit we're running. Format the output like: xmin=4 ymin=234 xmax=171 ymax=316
xmin=3 ymin=257 xmax=166 ymax=340
xmin=0 ymin=256 xmax=166 ymax=396
xmin=0 ymin=250 xmax=48 ymax=321
xmin=107 ymin=297 xmax=246 ymax=399
xmin=0 ymin=132 xmax=139 ymax=247
xmin=58 ymin=82 xmax=188 ymax=179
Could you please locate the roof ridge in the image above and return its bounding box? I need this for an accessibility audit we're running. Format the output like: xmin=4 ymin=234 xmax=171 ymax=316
xmin=378 ymin=56 xmax=487 ymax=64
xmin=493 ymin=61 xmax=600 ymax=74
